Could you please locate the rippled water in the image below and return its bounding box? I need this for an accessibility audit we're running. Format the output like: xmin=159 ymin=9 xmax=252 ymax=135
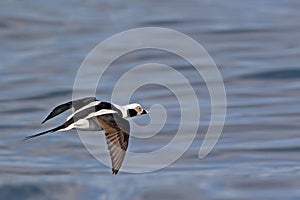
xmin=1 ymin=0 xmax=300 ymax=199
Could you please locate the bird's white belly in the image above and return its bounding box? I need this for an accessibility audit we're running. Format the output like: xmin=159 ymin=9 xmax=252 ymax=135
xmin=74 ymin=119 xmax=103 ymax=131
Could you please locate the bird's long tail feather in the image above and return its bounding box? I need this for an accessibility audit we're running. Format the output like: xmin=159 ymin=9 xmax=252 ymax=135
xmin=24 ymin=119 xmax=74 ymax=140
xmin=23 ymin=128 xmax=56 ymax=140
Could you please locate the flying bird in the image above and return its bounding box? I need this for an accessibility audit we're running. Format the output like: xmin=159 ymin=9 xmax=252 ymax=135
xmin=24 ymin=97 xmax=148 ymax=174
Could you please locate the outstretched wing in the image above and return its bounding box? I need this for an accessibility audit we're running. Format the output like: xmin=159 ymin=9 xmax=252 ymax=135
xmin=42 ymin=97 xmax=97 ymax=123
xmin=95 ymin=114 xmax=130 ymax=175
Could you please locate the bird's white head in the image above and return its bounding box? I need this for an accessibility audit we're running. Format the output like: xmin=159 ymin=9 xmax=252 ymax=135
xmin=123 ymin=103 xmax=148 ymax=118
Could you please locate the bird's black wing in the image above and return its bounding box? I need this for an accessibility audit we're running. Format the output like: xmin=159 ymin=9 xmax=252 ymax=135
xmin=95 ymin=113 xmax=130 ymax=175
xmin=42 ymin=97 xmax=97 ymax=124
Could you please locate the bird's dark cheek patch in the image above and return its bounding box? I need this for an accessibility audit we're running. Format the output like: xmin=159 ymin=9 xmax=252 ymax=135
xmin=128 ymin=109 xmax=138 ymax=117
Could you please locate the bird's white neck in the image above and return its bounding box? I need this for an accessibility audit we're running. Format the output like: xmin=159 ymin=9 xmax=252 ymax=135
xmin=112 ymin=103 xmax=129 ymax=118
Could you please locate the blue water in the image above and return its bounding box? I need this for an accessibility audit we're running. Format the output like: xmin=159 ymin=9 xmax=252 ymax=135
xmin=1 ymin=0 xmax=300 ymax=199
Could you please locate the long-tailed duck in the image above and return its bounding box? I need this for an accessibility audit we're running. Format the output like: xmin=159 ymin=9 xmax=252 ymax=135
xmin=24 ymin=97 xmax=148 ymax=174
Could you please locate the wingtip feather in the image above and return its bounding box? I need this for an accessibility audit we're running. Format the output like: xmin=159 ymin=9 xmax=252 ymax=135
xmin=41 ymin=118 xmax=48 ymax=124
xmin=112 ymin=169 xmax=119 ymax=175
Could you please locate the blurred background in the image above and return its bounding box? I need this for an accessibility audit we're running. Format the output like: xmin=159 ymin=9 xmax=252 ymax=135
xmin=1 ymin=0 xmax=300 ymax=199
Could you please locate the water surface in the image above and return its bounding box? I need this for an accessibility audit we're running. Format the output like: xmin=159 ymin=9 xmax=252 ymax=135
xmin=1 ymin=0 xmax=300 ymax=199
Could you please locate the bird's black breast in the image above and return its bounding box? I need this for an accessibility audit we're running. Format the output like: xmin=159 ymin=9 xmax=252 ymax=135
xmin=95 ymin=102 xmax=123 ymax=116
